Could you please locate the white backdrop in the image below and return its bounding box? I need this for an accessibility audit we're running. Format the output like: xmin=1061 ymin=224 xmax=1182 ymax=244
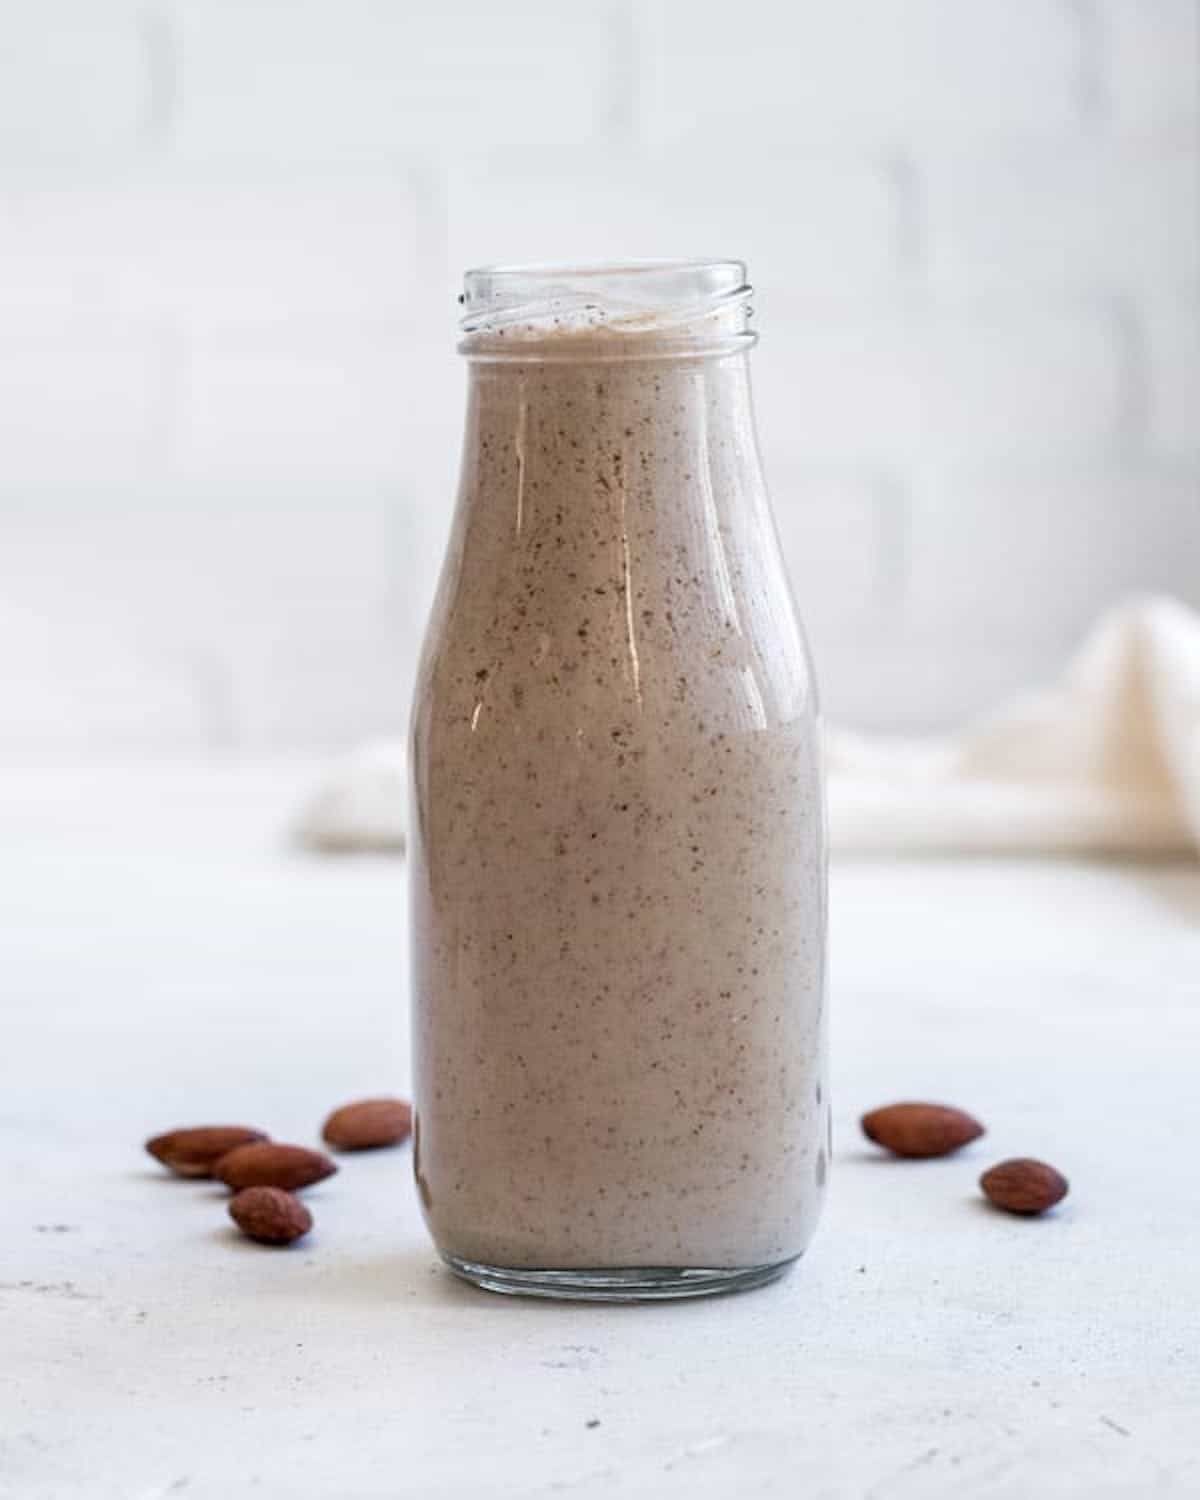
xmin=1 ymin=0 xmax=1196 ymax=755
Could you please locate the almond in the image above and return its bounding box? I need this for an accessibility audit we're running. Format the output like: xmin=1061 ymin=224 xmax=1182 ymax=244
xmin=861 ymin=1101 xmax=984 ymax=1158
xmin=145 ymin=1125 xmax=268 ymax=1179
xmin=214 ymin=1141 xmax=337 ymax=1192
xmin=980 ymin=1158 xmax=1069 ymax=1215
xmin=322 ymin=1097 xmax=413 ymax=1152
xmin=228 ymin=1186 xmax=313 ymax=1246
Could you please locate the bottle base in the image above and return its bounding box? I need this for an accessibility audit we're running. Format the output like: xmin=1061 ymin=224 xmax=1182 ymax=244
xmin=441 ymin=1253 xmax=800 ymax=1302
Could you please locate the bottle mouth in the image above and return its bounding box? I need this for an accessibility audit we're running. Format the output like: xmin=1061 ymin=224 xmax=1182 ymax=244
xmin=458 ymin=259 xmax=755 ymax=362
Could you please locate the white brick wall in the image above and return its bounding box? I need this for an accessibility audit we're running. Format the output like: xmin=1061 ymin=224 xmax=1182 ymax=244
xmin=0 ymin=334 xmax=165 ymax=485
xmin=0 ymin=1 xmax=151 ymax=163
xmin=643 ymin=0 xmax=1087 ymax=144
xmin=1099 ymin=0 xmax=1200 ymax=129
xmin=753 ymin=306 xmax=1128 ymax=465
xmin=1142 ymin=293 xmax=1200 ymax=460
xmin=0 ymin=172 xmax=432 ymax=336
xmin=0 ymin=0 xmax=1196 ymax=752
xmin=924 ymin=137 xmax=1198 ymax=294
xmin=167 ymin=1 xmax=623 ymax=159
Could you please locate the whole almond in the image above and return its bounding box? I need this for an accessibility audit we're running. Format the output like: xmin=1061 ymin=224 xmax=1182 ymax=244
xmin=322 ymin=1097 xmax=413 ymax=1152
xmin=980 ymin=1158 xmax=1069 ymax=1215
xmin=861 ymin=1101 xmax=984 ymax=1158
xmin=146 ymin=1125 xmax=268 ymax=1179
xmin=214 ymin=1141 xmax=337 ymax=1192
xmin=228 ymin=1186 xmax=313 ymax=1246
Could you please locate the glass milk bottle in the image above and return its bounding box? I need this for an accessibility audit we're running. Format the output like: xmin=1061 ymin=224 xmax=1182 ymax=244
xmin=409 ymin=262 xmax=828 ymax=1299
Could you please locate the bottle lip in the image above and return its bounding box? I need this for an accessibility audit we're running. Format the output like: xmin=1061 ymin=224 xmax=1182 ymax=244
xmin=458 ymin=259 xmax=755 ymax=362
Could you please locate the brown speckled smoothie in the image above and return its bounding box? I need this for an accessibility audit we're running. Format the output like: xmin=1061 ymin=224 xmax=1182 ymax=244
xmin=409 ymin=263 xmax=828 ymax=1298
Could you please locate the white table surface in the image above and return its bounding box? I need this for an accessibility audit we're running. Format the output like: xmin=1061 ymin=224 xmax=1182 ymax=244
xmin=3 ymin=762 xmax=1199 ymax=1500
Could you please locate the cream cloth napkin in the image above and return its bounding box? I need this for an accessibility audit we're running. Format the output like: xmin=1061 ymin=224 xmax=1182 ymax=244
xmin=298 ymin=598 xmax=1200 ymax=858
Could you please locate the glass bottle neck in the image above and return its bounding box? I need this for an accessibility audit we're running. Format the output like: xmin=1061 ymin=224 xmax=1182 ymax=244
xmin=460 ymin=349 xmax=765 ymax=537
xmin=458 ymin=260 xmax=755 ymax=364
xmin=445 ymin=344 xmax=807 ymax=728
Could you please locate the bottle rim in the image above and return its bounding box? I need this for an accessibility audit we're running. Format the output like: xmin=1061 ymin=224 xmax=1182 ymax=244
xmin=458 ymin=259 xmax=755 ymax=362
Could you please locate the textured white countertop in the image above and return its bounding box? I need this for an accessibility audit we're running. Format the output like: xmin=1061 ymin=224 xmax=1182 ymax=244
xmin=3 ymin=763 xmax=1199 ymax=1499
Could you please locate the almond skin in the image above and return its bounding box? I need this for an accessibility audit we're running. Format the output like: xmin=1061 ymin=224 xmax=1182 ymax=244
xmin=861 ymin=1101 xmax=984 ymax=1158
xmin=214 ymin=1141 xmax=337 ymax=1192
xmin=981 ymin=1158 xmax=1069 ymax=1215
xmin=228 ymin=1186 xmax=313 ymax=1246
xmin=146 ymin=1126 xmax=268 ymax=1179
xmin=322 ymin=1097 xmax=413 ymax=1152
